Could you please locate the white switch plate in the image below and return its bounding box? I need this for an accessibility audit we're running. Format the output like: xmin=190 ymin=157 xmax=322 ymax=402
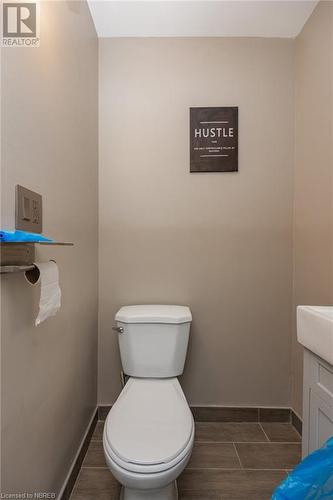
xmin=15 ymin=185 xmax=42 ymax=233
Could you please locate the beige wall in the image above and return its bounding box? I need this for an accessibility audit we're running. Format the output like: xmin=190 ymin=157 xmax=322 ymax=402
xmin=292 ymin=1 xmax=333 ymax=417
xmin=99 ymin=38 xmax=295 ymax=407
xmin=1 ymin=1 xmax=98 ymax=495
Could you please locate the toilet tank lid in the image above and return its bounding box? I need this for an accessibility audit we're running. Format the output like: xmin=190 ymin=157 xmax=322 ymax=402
xmin=115 ymin=305 xmax=192 ymax=324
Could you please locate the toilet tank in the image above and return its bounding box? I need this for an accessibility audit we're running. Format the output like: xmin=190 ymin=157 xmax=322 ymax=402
xmin=114 ymin=305 xmax=192 ymax=378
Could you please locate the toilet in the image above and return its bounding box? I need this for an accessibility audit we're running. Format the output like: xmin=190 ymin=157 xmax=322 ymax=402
xmin=103 ymin=305 xmax=194 ymax=500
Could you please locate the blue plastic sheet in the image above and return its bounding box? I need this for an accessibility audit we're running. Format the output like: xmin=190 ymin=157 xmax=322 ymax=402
xmin=271 ymin=437 xmax=333 ymax=499
xmin=0 ymin=229 xmax=53 ymax=243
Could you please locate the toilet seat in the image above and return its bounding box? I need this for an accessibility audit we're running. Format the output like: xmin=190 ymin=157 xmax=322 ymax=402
xmin=103 ymin=377 xmax=194 ymax=474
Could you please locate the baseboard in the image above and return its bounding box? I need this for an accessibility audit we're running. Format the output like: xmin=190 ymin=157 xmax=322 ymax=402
xmin=291 ymin=409 xmax=303 ymax=435
xmin=98 ymin=405 xmax=112 ymax=420
xmin=98 ymin=404 xmax=301 ymax=430
xmin=58 ymin=408 xmax=98 ymax=500
xmin=191 ymin=406 xmax=292 ymax=423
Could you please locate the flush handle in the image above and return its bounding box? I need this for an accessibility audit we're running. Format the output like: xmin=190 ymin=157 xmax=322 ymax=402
xmin=112 ymin=326 xmax=124 ymax=334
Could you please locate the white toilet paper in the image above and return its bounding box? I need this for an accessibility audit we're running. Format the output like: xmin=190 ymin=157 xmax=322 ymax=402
xmin=25 ymin=261 xmax=61 ymax=326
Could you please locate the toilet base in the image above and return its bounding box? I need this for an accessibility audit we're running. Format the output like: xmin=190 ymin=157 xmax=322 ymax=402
xmin=120 ymin=480 xmax=178 ymax=500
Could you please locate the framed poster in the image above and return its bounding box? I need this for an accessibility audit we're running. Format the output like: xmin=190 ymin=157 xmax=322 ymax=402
xmin=190 ymin=107 xmax=238 ymax=172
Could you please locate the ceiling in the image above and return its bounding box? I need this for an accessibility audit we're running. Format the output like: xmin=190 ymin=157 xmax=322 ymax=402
xmin=87 ymin=1 xmax=318 ymax=38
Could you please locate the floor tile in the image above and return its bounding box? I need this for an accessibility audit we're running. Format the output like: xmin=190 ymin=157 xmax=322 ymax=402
xmin=195 ymin=422 xmax=267 ymax=443
xmin=70 ymin=417 xmax=295 ymax=500
xmin=187 ymin=443 xmax=240 ymax=469
xmin=235 ymin=442 xmax=301 ymax=469
xmin=91 ymin=421 xmax=104 ymax=440
xmin=191 ymin=407 xmax=258 ymax=422
xmin=179 ymin=469 xmax=286 ymax=499
xmin=179 ymin=491 xmax=221 ymax=500
xmin=261 ymin=423 xmax=301 ymax=443
xmin=70 ymin=468 xmax=120 ymax=500
xmin=82 ymin=440 xmax=107 ymax=468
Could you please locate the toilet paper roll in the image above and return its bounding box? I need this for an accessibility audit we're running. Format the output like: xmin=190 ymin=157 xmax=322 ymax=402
xmin=25 ymin=261 xmax=61 ymax=326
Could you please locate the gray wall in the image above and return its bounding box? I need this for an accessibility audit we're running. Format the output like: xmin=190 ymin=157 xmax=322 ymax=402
xmin=1 ymin=1 xmax=98 ymax=495
xmin=98 ymin=38 xmax=295 ymax=407
xmin=292 ymin=1 xmax=333 ymax=417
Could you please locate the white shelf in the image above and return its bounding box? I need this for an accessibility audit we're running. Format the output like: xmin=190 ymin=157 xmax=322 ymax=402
xmin=0 ymin=265 xmax=35 ymax=274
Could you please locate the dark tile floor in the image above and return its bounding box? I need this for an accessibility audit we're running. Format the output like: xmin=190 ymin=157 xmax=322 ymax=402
xmin=70 ymin=421 xmax=301 ymax=500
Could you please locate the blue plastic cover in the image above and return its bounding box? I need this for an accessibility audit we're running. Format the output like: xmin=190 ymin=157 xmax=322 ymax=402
xmin=272 ymin=437 xmax=333 ymax=499
xmin=0 ymin=230 xmax=53 ymax=243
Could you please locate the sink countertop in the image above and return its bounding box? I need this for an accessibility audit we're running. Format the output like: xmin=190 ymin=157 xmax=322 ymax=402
xmin=297 ymin=305 xmax=333 ymax=366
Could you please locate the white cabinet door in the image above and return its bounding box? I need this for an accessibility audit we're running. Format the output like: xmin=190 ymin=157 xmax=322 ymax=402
xmin=308 ymin=390 xmax=333 ymax=454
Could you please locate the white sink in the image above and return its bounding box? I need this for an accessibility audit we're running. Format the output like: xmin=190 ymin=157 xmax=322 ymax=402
xmin=297 ymin=306 xmax=333 ymax=365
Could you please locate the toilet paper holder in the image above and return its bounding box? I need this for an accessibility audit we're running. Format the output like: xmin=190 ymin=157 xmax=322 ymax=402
xmin=1 ymin=265 xmax=42 ymax=284
xmin=0 ymin=264 xmax=41 ymax=284
xmin=0 ymin=264 xmax=36 ymax=274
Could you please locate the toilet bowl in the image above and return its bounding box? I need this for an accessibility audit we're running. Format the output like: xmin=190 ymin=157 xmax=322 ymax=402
xmin=103 ymin=305 xmax=194 ymax=500
xmin=103 ymin=377 xmax=194 ymax=500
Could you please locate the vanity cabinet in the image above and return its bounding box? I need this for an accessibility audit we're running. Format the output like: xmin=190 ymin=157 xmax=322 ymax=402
xmin=302 ymin=349 xmax=333 ymax=457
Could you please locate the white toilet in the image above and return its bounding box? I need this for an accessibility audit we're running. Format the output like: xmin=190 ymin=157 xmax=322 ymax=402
xmin=103 ymin=305 xmax=194 ymax=500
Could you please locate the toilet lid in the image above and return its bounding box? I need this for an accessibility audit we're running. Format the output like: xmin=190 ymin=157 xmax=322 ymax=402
xmin=104 ymin=378 xmax=193 ymax=466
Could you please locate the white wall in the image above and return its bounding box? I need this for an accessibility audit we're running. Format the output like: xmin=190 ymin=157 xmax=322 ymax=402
xmin=1 ymin=1 xmax=98 ymax=494
xmin=292 ymin=1 xmax=333 ymax=417
xmin=98 ymin=37 xmax=295 ymax=407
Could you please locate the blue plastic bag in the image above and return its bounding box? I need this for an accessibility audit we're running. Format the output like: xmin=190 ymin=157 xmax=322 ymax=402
xmin=271 ymin=437 xmax=333 ymax=499
xmin=0 ymin=229 xmax=53 ymax=243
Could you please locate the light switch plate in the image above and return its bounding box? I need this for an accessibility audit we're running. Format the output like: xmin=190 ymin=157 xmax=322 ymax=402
xmin=15 ymin=185 xmax=42 ymax=233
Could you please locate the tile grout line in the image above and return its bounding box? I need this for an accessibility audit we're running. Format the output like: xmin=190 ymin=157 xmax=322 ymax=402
xmin=81 ymin=465 xmax=289 ymax=472
xmin=187 ymin=467 xmax=291 ymax=471
xmin=195 ymin=440 xmax=301 ymax=444
xmin=259 ymin=422 xmax=271 ymax=442
xmin=232 ymin=442 xmax=243 ymax=469
xmin=195 ymin=421 xmax=260 ymax=424
xmin=81 ymin=466 xmax=109 ymax=469
xmin=90 ymin=438 xmax=301 ymax=444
